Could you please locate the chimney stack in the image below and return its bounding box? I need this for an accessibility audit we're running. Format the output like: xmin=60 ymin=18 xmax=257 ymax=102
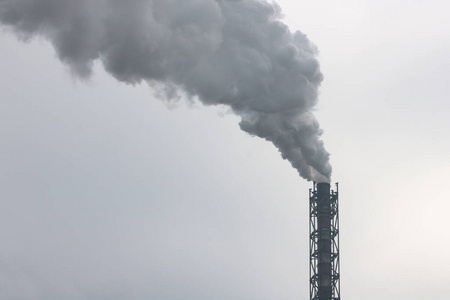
xmin=309 ymin=182 xmax=340 ymax=300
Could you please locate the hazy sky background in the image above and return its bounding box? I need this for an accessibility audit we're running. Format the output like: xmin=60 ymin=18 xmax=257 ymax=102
xmin=1 ymin=0 xmax=450 ymax=299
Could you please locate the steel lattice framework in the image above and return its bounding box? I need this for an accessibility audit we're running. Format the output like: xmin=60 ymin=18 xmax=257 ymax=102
xmin=309 ymin=182 xmax=340 ymax=300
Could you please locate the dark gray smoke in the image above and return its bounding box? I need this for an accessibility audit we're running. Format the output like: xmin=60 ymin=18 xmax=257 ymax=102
xmin=0 ymin=0 xmax=331 ymax=182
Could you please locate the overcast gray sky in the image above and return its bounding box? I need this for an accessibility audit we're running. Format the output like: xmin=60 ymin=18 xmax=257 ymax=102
xmin=1 ymin=0 xmax=450 ymax=299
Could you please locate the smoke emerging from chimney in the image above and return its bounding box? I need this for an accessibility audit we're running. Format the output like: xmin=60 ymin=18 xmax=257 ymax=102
xmin=0 ymin=0 xmax=332 ymax=182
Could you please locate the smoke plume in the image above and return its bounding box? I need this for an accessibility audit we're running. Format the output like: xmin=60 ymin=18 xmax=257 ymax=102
xmin=0 ymin=0 xmax=332 ymax=182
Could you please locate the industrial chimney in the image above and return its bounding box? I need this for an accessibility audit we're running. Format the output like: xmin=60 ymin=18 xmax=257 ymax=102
xmin=309 ymin=182 xmax=340 ymax=300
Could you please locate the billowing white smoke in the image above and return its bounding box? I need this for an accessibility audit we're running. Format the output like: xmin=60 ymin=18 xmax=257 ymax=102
xmin=0 ymin=0 xmax=331 ymax=182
